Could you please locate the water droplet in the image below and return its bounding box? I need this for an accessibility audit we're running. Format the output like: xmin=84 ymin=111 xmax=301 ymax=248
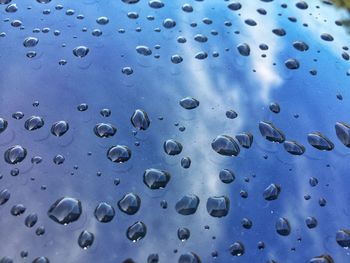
xmin=272 ymin=28 xmax=286 ymax=36
xmin=147 ymin=254 xmax=159 ymax=263
xmin=143 ymin=168 xmax=171 ymax=189
xmin=336 ymin=229 xmax=350 ymax=248
xmin=163 ymin=18 xmax=176 ymax=29
xmin=32 ymin=257 xmax=50 ymax=263
xmin=164 ymin=139 xmax=183 ymax=155
xmin=259 ymin=121 xmax=285 ymax=143
xmin=296 ymin=1 xmax=308 ymax=9
xmin=4 ymin=145 xmax=27 ymax=164
xmin=195 ymin=52 xmax=208 ymax=59
xmin=11 ymin=204 xmax=26 ymax=216
xmin=0 ymin=189 xmax=10 ymax=205
xmin=219 ymin=169 xmax=235 ymax=184
xmin=94 ymin=202 xmax=115 ymax=223
xmin=178 ymin=253 xmax=201 ymax=263
xmin=94 ymin=123 xmax=117 ymax=138
xmin=0 ymin=118 xmax=8 ymax=133
xmin=269 ymin=102 xmax=280 ymax=113
xmin=23 ymin=37 xmax=38 ymax=47
xmin=36 ymin=0 xmax=51 ymax=3
xmin=118 ymin=193 xmax=141 ymax=215
xmin=73 ymin=46 xmax=89 ymax=58
xmin=48 ymin=197 xmax=82 ymax=225
xmin=131 ymin=109 xmax=150 ymax=130
xmin=211 ymin=135 xmax=240 ymax=156
xmin=235 ymin=132 xmax=253 ymax=148
xmin=194 ymin=34 xmax=208 ymax=43
xmin=285 ymin=58 xmax=300 ymax=69
xmin=228 ymin=2 xmax=242 ymax=11
xmin=149 ymin=0 xmax=164 ymax=8
xmin=136 ymin=45 xmax=152 ymax=56
xmin=25 ymin=213 xmax=38 ymax=228
xmin=263 ymin=184 xmax=281 ymax=200
xmin=182 ymin=4 xmax=193 ymax=12
xmin=175 ymin=194 xmax=200 ymax=215
xmin=122 ymin=67 xmax=133 ymax=75
xmin=284 ymin=140 xmax=305 ymax=155
xmin=237 ymin=43 xmax=250 ymax=56
xmin=276 ymin=217 xmax=291 ymax=236
xmin=335 ymin=122 xmax=350 ymax=147
xmin=107 ymin=145 xmax=131 ymax=163
xmin=5 ymin=3 xmax=17 ymax=13
xmin=51 ymin=121 xmax=69 ymax=137
xmin=126 ymin=221 xmax=147 ymax=242
xmin=226 ymin=110 xmax=238 ymax=119
xmin=229 ymin=241 xmax=245 ymax=256
xmin=78 ymin=230 xmax=94 ymax=249
xmin=321 ymin=33 xmax=334 ymax=41
xmin=306 ymin=216 xmax=318 ymax=229
xmin=171 ymin=54 xmax=183 ymax=64
xmin=179 ymin=97 xmax=199 ymax=109
xmin=241 ymin=218 xmax=253 ymax=229
xmin=309 ymin=255 xmax=334 ymax=263
xmin=206 ymin=196 xmax=230 ymax=217
xmin=177 ymin=227 xmax=190 ymax=241
xmin=96 ymin=16 xmax=109 ymax=25
xmin=24 ymin=116 xmax=44 ymax=131
xmin=77 ymin=103 xmax=88 ymax=111
xmin=293 ymin=41 xmax=309 ymax=51
xmin=245 ymin=19 xmax=257 ymax=26
xmin=181 ymin=157 xmax=191 ymax=169
xmin=307 ymin=132 xmax=334 ymax=151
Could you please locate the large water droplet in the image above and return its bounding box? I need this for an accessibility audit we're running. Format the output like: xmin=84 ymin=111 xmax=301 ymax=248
xmin=206 ymin=196 xmax=230 ymax=217
xmin=143 ymin=168 xmax=171 ymax=189
xmin=78 ymin=230 xmax=94 ymax=249
xmin=259 ymin=121 xmax=285 ymax=143
xmin=4 ymin=145 xmax=27 ymax=164
xmin=73 ymin=46 xmax=89 ymax=58
xmin=94 ymin=123 xmax=117 ymax=138
xmin=94 ymin=202 xmax=115 ymax=223
xmin=211 ymin=135 xmax=240 ymax=156
xmin=131 ymin=109 xmax=150 ymax=130
xmin=48 ymin=197 xmax=82 ymax=225
xmin=126 ymin=221 xmax=147 ymax=242
xmin=24 ymin=116 xmax=44 ymax=131
xmin=23 ymin=37 xmax=38 ymax=47
xmin=118 ymin=193 xmax=141 ymax=215
xmin=335 ymin=122 xmax=350 ymax=147
xmin=163 ymin=139 xmax=183 ymax=155
xmin=263 ymin=184 xmax=281 ymax=200
xmin=307 ymin=132 xmax=334 ymax=151
xmin=175 ymin=194 xmax=200 ymax=215
xmin=283 ymin=140 xmax=305 ymax=155
xmin=275 ymin=217 xmax=291 ymax=236
xmin=51 ymin=121 xmax=69 ymax=137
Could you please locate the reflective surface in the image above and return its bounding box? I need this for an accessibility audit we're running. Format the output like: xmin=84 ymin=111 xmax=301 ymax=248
xmin=0 ymin=0 xmax=350 ymax=262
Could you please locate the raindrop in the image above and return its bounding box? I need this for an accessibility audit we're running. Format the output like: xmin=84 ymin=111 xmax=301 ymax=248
xmin=241 ymin=218 xmax=253 ymax=229
xmin=100 ymin=108 xmax=111 ymax=117
xmin=284 ymin=140 xmax=305 ymax=155
xmin=296 ymin=1 xmax=308 ymax=9
xmin=178 ymin=253 xmax=201 ymax=263
xmin=94 ymin=202 xmax=115 ymax=223
xmin=122 ymin=0 xmax=139 ymax=3
xmin=136 ymin=46 xmax=152 ymax=56
xmin=118 ymin=193 xmax=141 ymax=215
xmin=306 ymin=217 xmax=318 ymax=229
xmin=206 ymin=196 xmax=230 ymax=217
xmin=171 ymin=55 xmax=183 ymax=64
xmin=96 ymin=16 xmax=109 ymax=25
xmin=276 ymin=217 xmax=291 ymax=236
xmin=272 ymin=28 xmax=286 ymax=36
xmin=107 ymin=145 xmax=131 ymax=163
xmin=181 ymin=157 xmax=191 ymax=169
xmin=237 ymin=43 xmax=250 ymax=56
xmin=182 ymin=4 xmax=193 ymax=12
xmin=122 ymin=67 xmax=133 ymax=75
xmin=335 ymin=122 xmax=350 ymax=147
xmin=23 ymin=37 xmax=39 ymax=47
xmin=245 ymin=19 xmax=257 ymax=26
xmin=179 ymin=97 xmax=199 ymax=109
xmin=194 ymin=34 xmax=208 ymax=43
xmin=94 ymin=123 xmax=117 ymax=138
xmin=163 ymin=18 xmax=176 ymax=29
xmin=219 ymin=169 xmax=235 ymax=184
xmin=11 ymin=204 xmax=26 ymax=216
xmin=336 ymin=229 xmax=350 ymax=248
xmin=228 ymin=2 xmax=242 ymax=11
xmin=51 ymin=121 xmax=69 ymax=137
xmin=321 ymin=33 xmax=334 ymax=41
xmin=37 ymin=0 xmax=51 ymax=3
xmin=164 ymin=139 xmax=183 ymax=155
xmin=309 ymin=255 xmax=334 ymax=263
xmin=263 ymin=184 xmax=281 ymax=200
xmin=307 ymin=132 xmax=334 ymax=151
xmin=131 ymin=109 xmax=150 ymax=130
xmin=147 ymin=254 xmax=159 ymax=263
xmin=4 ymin=145 xmax=27 ymax=164
xmin=24 ymin=116 xmax=44 ymax=131
xmin=0 ymin=118 xmax=8 ymax=133
xmin=177 ymin=227 xmax=190 ymax=241
xmin=211 ymin=135 xmax=240 ymax=156
xmin=226 ymin=110 xmax=238 ymax=119
xmin=235 ymin=132 xmax=253 ymax=148
xmin=48 ymin=197 xmax=82 ymax=225
xmin=25 ymin=213 xmax=38 ymax=228
xmin=285 ymin=58 xmax=300 ymax=69
xmin=0 ymin=189 xmax=10 ymax=205
xmin=175 ymin=194 xmax=200 ymax=215
xmin=229 ymin=242 xmax=245 ymax=256
xmin=77 ymin=103 xmax=88 ymax=111
xmin=259 ymin=121 xmax=285 ymax=143
xmin=5 ymin=3 xmax=17 ymax=12
xmin=78 ymin=230 xmax=94 ymax=249
xmin=126 ymin=221 xmax=147 ymax=242
xmin=32 ymin=257 xmax=49 ymax=263
xmin=293 ymin=41 xmax=309 ymax=51
xmin=195 ymin=52 xmax=208 ymax=59
xmin=143 ymin=168 xmax=171 ymax=189
xmin=269 ymin=102 xmax=280 ymax=113
xmin=149 ymin=0 xmax=164 ymax=8
xmin=73 ymin=46 xmax=89 ymax=58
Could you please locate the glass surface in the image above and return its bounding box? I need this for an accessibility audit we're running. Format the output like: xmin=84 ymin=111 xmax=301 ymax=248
xmin=0 ymin=0 xmax=350 ymax=262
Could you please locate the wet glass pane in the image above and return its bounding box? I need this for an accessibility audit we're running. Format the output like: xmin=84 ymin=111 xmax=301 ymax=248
xmin=0 ymin=0 xmax=350 ymax=262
